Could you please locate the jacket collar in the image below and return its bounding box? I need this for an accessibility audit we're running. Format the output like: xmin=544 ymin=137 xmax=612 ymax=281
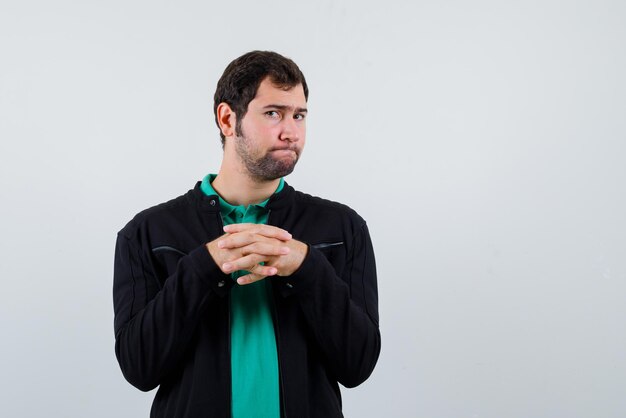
xmin=191 ymin=180 xmax=294 ymax=213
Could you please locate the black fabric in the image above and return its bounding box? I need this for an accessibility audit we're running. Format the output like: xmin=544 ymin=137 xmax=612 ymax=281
xmin=113 ymin=181 xmax=381 ymax=418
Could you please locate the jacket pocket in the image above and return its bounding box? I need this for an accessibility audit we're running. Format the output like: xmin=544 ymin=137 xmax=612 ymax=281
xmin=311 ymin=241 xmax=344 ymax=250
xmin=151 ymin=246 xmax=189 ymax=287
xmin=152 ymin=246 xmax=188 ymax=256
xmin=310 ymin=241 xmax=346 ymax=275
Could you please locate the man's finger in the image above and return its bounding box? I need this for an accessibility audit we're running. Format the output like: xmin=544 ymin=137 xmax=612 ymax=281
xmin=222 ymin=254 xmax=277 ymax=275
xmin=218 ymin=232 xmax=274 ymax=250
xmin=237 ymin=273 xmax=266 ymax=286
xmin=241 ymin=242 xmax=290 ymax=256
xmin=223 ymin=223 xmax=292 ymax=240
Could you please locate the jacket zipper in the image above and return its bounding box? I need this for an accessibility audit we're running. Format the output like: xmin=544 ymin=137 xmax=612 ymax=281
xmin=268 ymin=209 xmax=288 ymax=418
xmin=216 ymin=212 xmax=233 ymax=418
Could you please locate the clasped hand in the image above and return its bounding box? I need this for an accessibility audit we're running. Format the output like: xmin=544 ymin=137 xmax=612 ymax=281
xmin=206 ymin=223 xmax=307 ymax=285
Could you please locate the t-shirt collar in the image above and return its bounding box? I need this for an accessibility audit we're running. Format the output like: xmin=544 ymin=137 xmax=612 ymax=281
xmin=200 ymin=173 xmax=285 ymax=217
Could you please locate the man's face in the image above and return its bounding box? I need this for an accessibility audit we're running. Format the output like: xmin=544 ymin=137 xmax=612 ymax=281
xmin=233 ymin=77 xmax=307 ymax=182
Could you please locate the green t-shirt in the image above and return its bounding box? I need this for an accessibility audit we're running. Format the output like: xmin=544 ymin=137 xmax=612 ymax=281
xmin=201 ymin=174 xmax=283 ymax=418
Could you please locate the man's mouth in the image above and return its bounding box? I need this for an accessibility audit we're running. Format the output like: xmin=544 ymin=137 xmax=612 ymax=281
xmin=270 ymin=148 xmax=298 ymax=155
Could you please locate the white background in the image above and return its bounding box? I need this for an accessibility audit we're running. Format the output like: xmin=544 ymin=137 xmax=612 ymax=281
xmin=1 ymin=0 xmax=625 ymax=417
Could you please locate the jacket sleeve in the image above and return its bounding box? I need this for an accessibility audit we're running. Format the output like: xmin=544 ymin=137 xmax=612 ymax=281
xmin=113 ymin=232 xmax=233 ymax=391
xmin=277 ymin=222 xmax=381 ymax=388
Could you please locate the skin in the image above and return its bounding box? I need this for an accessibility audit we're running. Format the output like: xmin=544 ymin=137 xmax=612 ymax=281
xmin=206 ymin=77 xmax=309 ymax=285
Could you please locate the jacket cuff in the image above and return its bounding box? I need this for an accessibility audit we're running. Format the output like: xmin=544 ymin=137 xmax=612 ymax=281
xmin=187 ymin=245 xmax=234 ymax=297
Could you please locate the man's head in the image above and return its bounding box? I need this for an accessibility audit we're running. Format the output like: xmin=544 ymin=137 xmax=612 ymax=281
xmin=214 ymin=51 xmax=308 ymax=182
xmin=213 ymin=51 xmax=309 ymax=146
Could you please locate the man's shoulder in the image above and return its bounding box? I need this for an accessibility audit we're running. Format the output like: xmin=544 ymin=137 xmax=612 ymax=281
xmin=290 ymin=187 xmax=366 ymax=227
xmin=117 ymin=184 xmax=200 ymax=239
xmin=282 ymin=187 xmax=369 ymax=247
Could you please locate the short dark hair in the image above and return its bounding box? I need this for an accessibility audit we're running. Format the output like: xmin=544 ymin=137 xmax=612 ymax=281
xmin=213 ymin=50 xmax=309 ymax=146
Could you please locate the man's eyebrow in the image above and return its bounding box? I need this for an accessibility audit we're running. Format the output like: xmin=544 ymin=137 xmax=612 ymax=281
xmin=262 ymin=104 xmax=308 ymax=113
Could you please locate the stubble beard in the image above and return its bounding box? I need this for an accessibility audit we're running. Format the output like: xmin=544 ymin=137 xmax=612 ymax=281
xmin=234 ymin=128 xmax=300 ymax=182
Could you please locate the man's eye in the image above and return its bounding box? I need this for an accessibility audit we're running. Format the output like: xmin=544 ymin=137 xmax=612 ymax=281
xmin=266 ymin=111 xmax=279 ymax=118
xmin=294 ymin=113 xmax=306 ymax=120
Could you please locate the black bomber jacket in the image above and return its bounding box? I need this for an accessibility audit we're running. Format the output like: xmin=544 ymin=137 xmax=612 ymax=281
xmin=113 ymin=181 xmax=381 ymax=417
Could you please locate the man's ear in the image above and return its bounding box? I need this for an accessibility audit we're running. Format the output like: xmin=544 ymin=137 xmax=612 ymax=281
xmin=216 ymin=102 xmax=237 ymax=138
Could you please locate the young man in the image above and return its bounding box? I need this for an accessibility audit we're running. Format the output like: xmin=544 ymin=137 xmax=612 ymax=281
xmin=113 ymin=51 xmax=380 ymax=418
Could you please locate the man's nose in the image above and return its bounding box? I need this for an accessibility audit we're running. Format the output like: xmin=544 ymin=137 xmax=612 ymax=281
xmin=279 ymin=117 xmax=300 ymax=142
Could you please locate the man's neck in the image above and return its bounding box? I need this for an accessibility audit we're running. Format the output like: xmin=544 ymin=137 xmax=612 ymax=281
xmin=211 ymin=166 xmax=280 ymax=207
